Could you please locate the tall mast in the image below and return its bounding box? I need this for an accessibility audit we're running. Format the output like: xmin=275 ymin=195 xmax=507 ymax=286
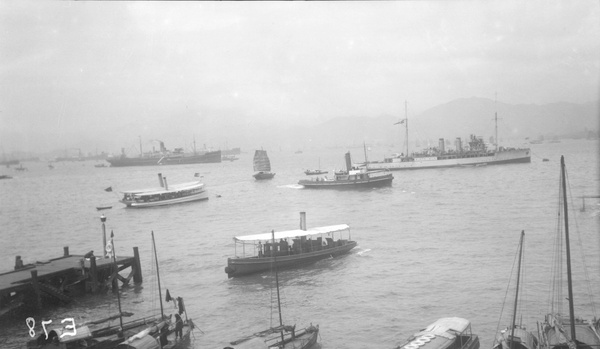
xmin=271 ymin=230 xmax=285 ymax=346
xmin=139 ymin=136 xmax=143 ymax=156
xmin=405 ymin=101 xmax=409 ymax=157
xmin=510 ymin=230 xmax=525 ymax=349
xmin=363 ymin=142 xmax=368 ymax=164
xmin=560 ymin=156 xmax=577 ymax=344
xmin=151 ymin=231 xmax=165 ymax=319
xmin=495 ymin=93 xmax=499 ymax=152
xmin=110 ymin=231 xmax=124 ymax=333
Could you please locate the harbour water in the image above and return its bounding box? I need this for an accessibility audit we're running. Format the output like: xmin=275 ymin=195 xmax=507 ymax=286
xmin=0 ymin=139 xmax=598 ymax=349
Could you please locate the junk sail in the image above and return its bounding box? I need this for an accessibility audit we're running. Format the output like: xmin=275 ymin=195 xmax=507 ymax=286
xmin=253 ymin=150 xmax=271 ymax=172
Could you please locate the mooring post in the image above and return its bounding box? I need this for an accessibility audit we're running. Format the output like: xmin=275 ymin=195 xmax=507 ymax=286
xmin=100 ymin=215 xmax=107 ymax=258
xmin=133 ymin=247 xmax=143 ymax=284
xmin=89 ymin=257 xmax=98 ymax=293
xmin=30 ymin=270 xmax=42 ymax=312
xmin=63 ymin=246 xmax=69 ymax=257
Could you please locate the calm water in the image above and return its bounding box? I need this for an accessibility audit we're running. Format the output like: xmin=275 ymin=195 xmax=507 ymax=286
xmin=0 ymin=139 xmax=599 ymax=349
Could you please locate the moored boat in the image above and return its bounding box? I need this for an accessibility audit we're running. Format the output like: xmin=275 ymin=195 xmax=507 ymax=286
xmin=367 ymin=101 xmax=530 ymax=171
xmin=393 ymin=317 xmax=480 ymax=349
xmin=253 ymin=149 xmax=275 ymax=180
xmin=107 ymin=139 xmax=221 ymax=167
xmin=225 ymin=212 xmax=356 ymax=278
xmin=299 ymin=151 xmax=393 ymax=189
xmin=120 ymin=173 xmax=208 ymax=208
xmin=492 ymin=231 xmax=539 ymax=349
xmin=226 ymin=229 xmax=319 ymax=349
xmin=537 ymin=156 xmax=600 ymax=349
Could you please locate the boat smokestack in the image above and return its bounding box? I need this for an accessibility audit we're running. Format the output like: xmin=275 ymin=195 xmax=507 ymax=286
xmin=300 ymin=212 xmax=307 ymax=231
xmin=438 ymin=138 xmax=445 ymax=153
xmin=160 ymin=141 xmax=166 ymax=153
xmin=345 ymin=152 xmax=352 ymax=172
xmin=163 ymin=177 xmax=168 ymax=190
xmin=158 ymin=173 xmax=164 ymax=187
xmin=455 ymin=137 xmax=463 ymax=153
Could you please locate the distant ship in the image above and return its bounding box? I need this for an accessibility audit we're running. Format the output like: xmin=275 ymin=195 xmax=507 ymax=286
xmin=107 ymin=140 xmax=221 ymax=167
xmin=366 ymin=101 xmax=530 ymax=171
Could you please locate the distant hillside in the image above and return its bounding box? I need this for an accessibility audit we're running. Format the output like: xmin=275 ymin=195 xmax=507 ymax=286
xmin=274 ymin=97 xmax=599 ymax=151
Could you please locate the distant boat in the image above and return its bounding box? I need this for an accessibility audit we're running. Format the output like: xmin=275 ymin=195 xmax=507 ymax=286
xmin=367 ymin=101 xmax=530 ymax=170
xmin=253 ymin=149 xmax=275 ymax=180
xmin=393 ymin=317 xmax=480 ymax=349
xmin=96 ymin=205 xmax=113 ymax=211
xmin=120 ymin=173 xmax=208 ymax=208
xmin=14 ymin=164 xmax=27 ymax=172
xmin=94 ymin=163 xmax=107 ymax=168
xmin=304 ymin=158 xmax=328 ymax=175
xmin=227 ymin=229 xmax=318 ymax=349
xmin=299 ymin=151 xmax=393 ymax=189
xmin=221 ymin=154 xmax=238 ymax=162
xmin=295 ymin=150 xmax=303 ymax=154
xmin=0 ymin=175 xmax=12 ymax=180
xmin=225 ymin=212 xmax=356 ymax=278
xmin=107 ymin=139 xmax=221 ymax=167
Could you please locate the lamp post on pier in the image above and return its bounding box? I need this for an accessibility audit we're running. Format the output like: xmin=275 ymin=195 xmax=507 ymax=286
xmin=100 ymin=214 xmax=107 ymax=258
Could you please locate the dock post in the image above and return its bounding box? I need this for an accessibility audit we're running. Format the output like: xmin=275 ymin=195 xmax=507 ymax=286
xmin=300 ymin=212 xmax=307 ymax=230
xmin=63 ymin=246 xmax=69 ymax=257
xmin=89 ymin=257 xmax=98 ymax=293
xmin=101 ymin=215 xmax=107 ymax=258
xmin=133 ymin=247 xmax=143 ymax=284
xmin=30 ymin=270 xmax=42 ymax=312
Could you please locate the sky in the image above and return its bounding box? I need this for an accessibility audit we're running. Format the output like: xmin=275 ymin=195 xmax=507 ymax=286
xmin=0 ymin=1 xmax=598 ymax=154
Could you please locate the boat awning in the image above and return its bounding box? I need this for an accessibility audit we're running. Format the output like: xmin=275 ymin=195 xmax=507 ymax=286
xmin=416 ymin=318 xmax=472 ymax=339
xmin=121 ymin=181 xmax=203 ymax=195
xmin=234 ymin=224 xmax=350 ymax=242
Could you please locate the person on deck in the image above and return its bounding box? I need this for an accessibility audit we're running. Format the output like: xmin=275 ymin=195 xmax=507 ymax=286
xmin=174 ymin=313 xmax=183 ymax=340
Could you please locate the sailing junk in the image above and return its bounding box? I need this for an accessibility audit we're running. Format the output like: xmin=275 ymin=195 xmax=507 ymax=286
xmin=253 ymin=150 xmax=275 ymax=180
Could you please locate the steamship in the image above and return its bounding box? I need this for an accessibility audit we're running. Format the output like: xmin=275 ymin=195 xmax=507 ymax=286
xmin=120 ymin=173 xmax=208 ymax=208
xmin=107 ymin=140 xmax=221 ymax=167
xmin=366 ymin=101 xmax=530 ymax=171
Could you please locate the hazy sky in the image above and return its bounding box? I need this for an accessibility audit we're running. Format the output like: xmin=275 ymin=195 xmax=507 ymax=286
xmin=1 ymin=1 xmax=598 ymax=153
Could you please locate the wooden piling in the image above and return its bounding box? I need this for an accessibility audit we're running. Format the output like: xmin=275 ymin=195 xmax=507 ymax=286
xmin=63 ymin=246 xmax=69 ymax=257
xmin=133 ymin=247 xmax=143 ymax=284
xmin=30 ymin=270 xmax=42 ymax=312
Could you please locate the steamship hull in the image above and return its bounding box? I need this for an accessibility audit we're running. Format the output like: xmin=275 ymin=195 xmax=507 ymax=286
xmin=107 ymin=150 xmax=222 ymax=167
xmin=366 ymin=148 xmax=530 ymax=171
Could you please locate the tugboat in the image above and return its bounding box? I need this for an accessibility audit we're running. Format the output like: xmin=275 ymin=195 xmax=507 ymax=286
xmin=298 ymin=151 xmax=393 ymax=189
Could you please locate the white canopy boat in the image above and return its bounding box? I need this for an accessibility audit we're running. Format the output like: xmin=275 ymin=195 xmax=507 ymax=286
xmin=120 ymin=173 xmax=208 ymax=208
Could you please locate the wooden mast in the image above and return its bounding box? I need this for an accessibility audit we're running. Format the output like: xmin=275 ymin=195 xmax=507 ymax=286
xmin=509 ymin=230 xmax=525 ymax=349
xmin=271 ymin=229 xmax=285 ymax=346
xmin=110 ymin=231 xmax=124 ymax=333
xmin=405 ymin=101 xmax=409 ymax=157
xmin=560 ymin=155 xmax=577 ymax=345
xmin=151 ymin=231 xmax=165 ymax=320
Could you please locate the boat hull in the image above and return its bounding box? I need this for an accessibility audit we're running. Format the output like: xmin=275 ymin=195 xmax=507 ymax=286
xmin=298 ymin=174 xmax=393 ymax=188
xmin=225 ymin=241 xmax=357 ymax=278
xmin=253 ymin=171 xmax=275 ymax=180
xmin=107 ymin=150 xmax=222 ymax=167
xmin=367 ymin=149 xmax=530 ymax=171
xmin=121 ymin=191 xmax=208 ymax=208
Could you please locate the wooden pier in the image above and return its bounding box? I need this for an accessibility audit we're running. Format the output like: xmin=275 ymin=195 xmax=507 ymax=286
xmin=0 ymin=246 xmax=142 ymax=314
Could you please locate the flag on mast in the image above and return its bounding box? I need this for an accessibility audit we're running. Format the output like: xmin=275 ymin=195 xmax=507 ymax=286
xmin=394 ymin=119 xmax=406 ymax=125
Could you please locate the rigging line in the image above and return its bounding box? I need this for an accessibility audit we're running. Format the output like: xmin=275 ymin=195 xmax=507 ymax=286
xmin=492 ymin=233 xmax=522 ymax=349
xmin=565 ymin=167 xmax=598 ymax=317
